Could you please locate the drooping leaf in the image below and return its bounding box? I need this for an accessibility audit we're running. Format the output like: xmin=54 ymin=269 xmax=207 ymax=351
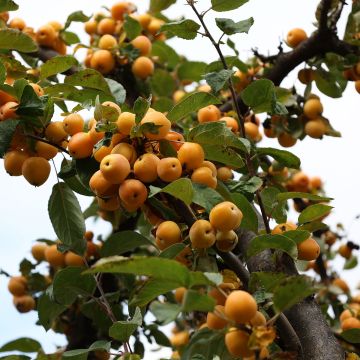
xmin=151 ymin=41 xmax=180 ymax=70
xmin=123 ymin=14 xmax=141 ymax=40
xmin=241 ymin=79 xmax=275 ymax=114
xmin=101 ymin=231 xmax=157 ymax=257
xmin=167 ymin=92 xmax=220 ymax=123
xmin=0 ymin=0 xmax=19 ymax=12
xmin=64 ymin=10 xmax=91 ymax=29
xmin=0 ymin=119 xmax=20 ymax=158
xmin=109 ymin=307 xmax=142 ymax=342
xmin=247 ymin=234 xmax=298 ymax=259
xmin=211 ymin=0 xmax=249 ymax=12
xmin=204 ymin=69 xmax=233 ymax=93
xmin=133 ymin=96 xmax=151 ymax=123
xmin=340 ymin=329 xmax=360 ymax=344
xmin=177 ymin=61 xmax=207 ymax=82
xmin=0 ymin=29 xmax=37 ymax=53
xmin=182 ymin=289 xmax=215 ymax=312
xmin=150 ymin=0 xmax=176 ymax=12
xmin=65 ymin=69 xmax=111 ymax=94
xmin=105 ymin=78 xmax=126 ymax=104
xmin=231 ymin=193 xmax=258 ymax=232
xmin=61 ymin=31 xmax=80 ymax=45
xmin=298 ymin=204 xmax=333 ymax=224
xmin=215 ymin=17 xmax=254 ymax=35
xmin=161 ymin=20 xmax=200 ymax=40
xmin=63 ymin=341 xmax=111 ymax=358
xmin=150 ymin=69 xmax=176 ymax=97
xmin=160 ymin=178 xmax=194 ymax=205
xmin=48 ymin=183 xmax=86 ymax=255
xmin=0 ymin=338 xmax=41 ymax=353
xmin=260 ymin=186 xmax=287 ymax=223
xmin=159 ymin=243 xmax=187 ymax=259
xmin=40 ymin=55 xmax=78 ymax=79
xmin=192 ymin=183 xmax=224 ymax=213
xmin=277 ymin=192 xmax=332 ymax=202
xmin=150 ymin=301 xmax=181 ymax=325
xmin=256 ymin=147 xmax=300 ymax=169
xmin=282 ymin=230 xmax=310 ymax=244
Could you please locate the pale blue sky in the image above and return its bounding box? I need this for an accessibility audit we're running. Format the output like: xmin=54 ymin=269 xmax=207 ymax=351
xmin=1 ymin=0 xmax=359 ymax=357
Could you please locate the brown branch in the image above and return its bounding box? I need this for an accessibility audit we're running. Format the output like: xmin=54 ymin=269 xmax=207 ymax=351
xmin=26 ymin=133 xmax=69 ymax=154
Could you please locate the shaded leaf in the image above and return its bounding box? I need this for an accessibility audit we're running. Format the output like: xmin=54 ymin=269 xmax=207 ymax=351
xmin=0 ymin=29 xmax=37 ymax=53
xmin=150 ymin=301 xmax=181 ymax=325
xmin=257 ymin=147 xmax=300 ymax=169
xmin=231 ymin=193 xmax=258 ymax=232
xmin=124 ymin=14 xmax=141 ymax=40
xmin=0 ymin=119 xmax=20 ymax=158
xmin=204 ymin=69 xmax=233 ymax=93
xmin=298 ymin=204 xmax=333 ymax=224
xmin=161 ymin=20 xmax=200 ymax=40
xmin=215 ymin=17 xmax=254 ymax=35
xmin=0 ymin=338 xmax=41 ymax=353
xmin=109 ymin=307 xmax=142 ymax=342
xmin=211 ymin=0 xmax=249 ymax=12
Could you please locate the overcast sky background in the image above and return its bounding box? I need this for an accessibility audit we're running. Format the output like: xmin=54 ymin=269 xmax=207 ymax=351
xmin=0 ymin=0 xmax=359 ymax=358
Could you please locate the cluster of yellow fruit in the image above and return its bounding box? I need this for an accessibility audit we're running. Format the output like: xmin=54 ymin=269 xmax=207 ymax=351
xmin=6 ymin=13 xmax=67 ymax=55
xmin=172 ymin=286 xmax=272 ymax=359
xmin=7 ymin=231 xmax=99 ymax=313
xmin=339 ymin=298 xmax=360 ymax=331
xmin=84 ymin=1 xmax=163 ymax=78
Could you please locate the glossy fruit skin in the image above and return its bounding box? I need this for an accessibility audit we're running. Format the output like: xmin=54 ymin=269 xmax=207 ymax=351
xmin=197 ymin=105 xmax=221 ymax=123
xmin=134 ymin=153 xmax=160 ymax=183
xmin=100 ymin=154 xmax=131 ymax=184
xmin=13 ymin=295 xmax=36 ymax=313
xmin=189 ymin=219 xmax=216 ymax=249
xmin=97 ymin=18 xmax=116 ymax=34
xmin=63 ymin=113 xmax=84 ymax=135
xmin=174 ymin=287 xmax=186 ymax=303
xmin=201 ymin=161 xmax=217 ymax=177
xmin=4 ymin=150 xmax=29 ymax=176
xmin=140 ymin=111 xmax=171 ymax=140
xmin=157 ymin=157 xmax=182 ymax=182
xmin=68 ymin=132 xmax=95 ymax=159
xmin=90 ymin=50 xmax=115 ymax=75
xmin=93 ymin=145 xmax=113 ymax=163
xmin=217 ymin=167 xmax=233 ymax=182
xmin=44 ymin=244 xmax=66 ymax=268
xmin=22 ymin=157 xmax=51 ymax=186
xmin=286 ymin=28 xmax=307 ymax=48
xmin=31 ymin=242 xmax=48 ymax=262
xmin=36 ymin=24 xmax=57 ymax=46
xmin=116 ymin=112 xmax=135 ymax=135
xmin=45 ymin=121 xmax=68 ymax=143
xmin=35 ymin=141 xmax=58 ymax=160
xmin=191 ymin=166 xmax=217 ymax=189
xmin=156 ymin=221 xmax=181 ymax=250
xmin=209 ymin=201 xmax=243 ymax=231
xmin=297 ymin=237 xmax=320 ymax=261
xmin=119 ymin=179 xmax=148 ymax=211
xmin=89 ymin=170 xmax=119 ymax=198
xmin=177 ymin=142 xmax=205 ymax=170
xmin=132 ymin=56 xmax=154 ymax=79
xmin=225 ymin=328 xmax=254 ymax=358
xmin=305 ymin=120 xmax=326 ymax=138
xmin=224 ymin=290 xmax=257 ymax=324
xmin=8 ymin=276 xmax=27 ymax=296
xmin=206 ymin=305 xmax=228 ymax=329
xmin=99 ymin=34 xmax=117 ymax=49
xmin=131 ymin=35 xmax=152 ymax=55
xmin=303 ymin=99 xmax=323 ymax=119
xmin=298 ymin=68 xmax=315 ymax=84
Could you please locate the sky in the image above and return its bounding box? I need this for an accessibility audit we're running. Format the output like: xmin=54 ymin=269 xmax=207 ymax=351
xmin=0 ymin=0 xmax=359 ymax=357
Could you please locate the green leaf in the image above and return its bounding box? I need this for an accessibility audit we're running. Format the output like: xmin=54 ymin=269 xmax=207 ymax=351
xmin=277 ymin=192 xmax=332 ymax=202
xmin=105 ymin=78 xmax=126 ymax=104
xmin=204 ymin=69 xmax=233 ymax=93
xmin=150 ymin=69 xmax=176 ymax=97
xmin=298 ymin=204 xmax=333 ymax=224
xmin=109 ymin=307 xmax=142 ymax=342
xmin=161 ymin=20 xmax=200 ymax=40
xmin=159 ymin=243 xmax=187 ymax=259
xmin=0 ymin=0 xmax=18 ymax=12
xmin=124 ymin=14 xmax=141 ymax=40
xmin=273 ymin=276 xmax=316 ymax=312
xmin=231 ymin=193 xmax=258 ymax=232
xmin=241 ymin=79 xmax=275 ymax=114
xmin=63 ymin=341 xmax=111 ymax=358
xmin=52 ymin=267 xmax=96 ymax=305
xmin=150 ymin=301 xmax=181 ymax=325
xmin=227 ymin=176 xmax=262 ymax=195
xmin=177 ymin=61 xmax=207 ymax=82
xmin=133 ymin=96 xmax=151 ymax=123
xmin=298 ymin=221 xmax=328 ymax=232
xmin=344 ymin=256 xmax=358 ymax=270
xmin=199 ymin=145 xmax=244 ymax=167
xmin=282 ymin=230 xmax=310 ymax=244
xmin=150 ymin=0 xmax=176 ymax=12
xmin=211 ymin=0 xmax=249 ymax=12
xmin=247 ymin=234 xmax=298 ymax=259
xmin=61 ymin=31 xmax=80 ymax=45
xmin=167 ymin=92 xmax=220 ymax=123
xmin=215 ymin=17 xmax=254 ymax=35
xmin=249 ymin=272 xmax=288 ymax=293
xmin=192 ymin=183 xmax=224 ymax=213
xmin=75 ymin=157 xmax=99 ymax=193
xmin=0 ymin=60 xmax=6 ymax=84
xmin=340 ymin=329 xmax=360 ymax=344
xmin=151 ymin=41 xmax=180 ymax=70
xmin=314 ymin=68 xmax=347 ymax=98
xmin=37 ymin=288 xmax=67 ymax=330
xmin=189 ymin=121 xmax=250 ymax=153
xmin=101 ymin=231 xmax=157 ymax=257
xmin=260 ymin=186 xmax=287 ymax=224
xmin=0 ymin=339 xmax=41 ymax=353
xmin=0 ymin=29 xmax=37 ymax=53
xmin=161 ymin=178 xmax=194 ymax=205
xmin=0 ymin=119 xmax=20 ymax=158
xmin=257 ymin=147 xmax=300 ymax=169
xmin=40 ymin=55 xmax=77 ymax=79
xmin=63 ymin=175 xmax=94 ymax=197
xmin=48 ymin=182 xmax=86 ymax=255
xmin=65 ymin=69 xmax=111 ymax=94
xmin=182 ymin=290 xmax=215 ymax=312
xmin=64 ymin=10 xmax=91 ymax=29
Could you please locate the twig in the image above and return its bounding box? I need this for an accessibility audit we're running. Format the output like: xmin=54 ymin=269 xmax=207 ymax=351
xmin=26 ymin=133 xmax=69 ymax=154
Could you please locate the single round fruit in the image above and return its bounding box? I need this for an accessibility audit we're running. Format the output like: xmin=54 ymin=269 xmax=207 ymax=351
xmin=8 ymin=276 xmax=27 ymax=296
xmin=298 ymin=68 xmax=315 ymax=84
xmin=9 ymin=17 xmax=26 ymax=30
xmin=292 ymin=171 xmax=310 ymax=192
xmin=206 ymin=305 xmax=228 ymax=329
xmin=332 ymin=278 xmax=350 ymax=293
xmin=93 ymin=145 xmax=113 ymax=163
xmin=132 ymin=56 xmax=154 ymax=79
xmin=197 ymin=105 xmax=221 ymax=123
xmin=100 ymin=154 xmax=131 ymax=184
xmin=191 ymin=166 xmax=217 ymax=189
xmin=303 ymin=99 xmax=323 ymax=119
xmin=217 ymin=167 xmax=233 ymax=182
xmin=278 ymin=133 xmax=297 ymax=147
xmin=63 ymin=113 xmax=84 ymax=135
xmin=305 ymin=119 xmax=326 ymax=138
xmin=84 ymin=20 xmax=98 ymax=34
xmin=99 ymin=34 xmax=117 ymax=49
xmin=134 ymin=153 xmax=160 ymax=183
xmin=90 ymin=50 xmax=115 ymax=75
xmin=22 ymin=157 xmax=51 ymax=186
xmin=89 ymin=170 xmax=119 ymax=197
xmin=36 ymin=24 xmax=57 ymax=46
xmin=201 ymin=161 xmax=217 ymax=177
xmin=174 ymin=287 xmax=186 ymax=304
xmin=111 ymin=142 xmax=137 ymax=165
xmin=220 ymin=116 xmax=239 ymax=132
xmin=31 ymin=242 xmax=48 ymax=262
xmin=209 ymin=201 xmax=243 ymax=231
xmin=209 ymin=288 xmax=226 ymax=306
xmin=189 ymin=219 xmax=216 ymax=249
xmin=65 ymin=252 xmax=85 ymax=267
xmin=224 ymin=290 xmax=257 ymax=324
xmin=272 ymin=222 xmax=297 ymax=235
xmin=140 ymin=111 xmax=171 ymax=140
xmin=68 ymin=132 xmax=94 ymax=159
xmin=44 ymin=244 xmax=66 ymax=267
xmin=156 ymin=221 xmax=181 ymax=250
xmin=310 ymin=176 xmax=322 ymax=190
xmin=341 ymin=317 xmax=360 ymax=331
xmin=97 ymin=18 xmax=116 ymax=35
xmin=244 ymin=122 xmax=260 ymax=141
xmin=215 ymin=230 xmax=238 ymax=252
xmin=35 ymin=141 xmax=58 ymax=160
xmin=339 ymin=244 xmax=352 ymax=259
xmin=131 ymin=35 xmax=152 ymax=56
xmin=250 ymin=311 xmax=267 ymax=327
xmin=45 ymin=121 xmax=67 ymax=143
xmin=177 ymin=142 xmax=205 ymax=170
xmin=286 ymin=28 xmax=307 ymax=48
xmin=157 ymin=157 xmax=182 ymax=182
xmin=170 ymin=331 xmax=189 ymax=348
xmin=297 ymin=237 xmax=320 ymax=261
xmin=13 ymin=295 xmax=35 ymax=313
xmin=116 ymin=112 xmax=135 ymax=135
xmin=97 ymin=195 xmax=120 ymax=211
xmin=225 ymin=328 xmax=254 ymax=358
xmin=119 ymin=179 xmax=148 ymax=211
xmin=111 ymin=2 xmax=134 ymax=20
xmin=4 ymin=150 xmax=29 ymax=176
